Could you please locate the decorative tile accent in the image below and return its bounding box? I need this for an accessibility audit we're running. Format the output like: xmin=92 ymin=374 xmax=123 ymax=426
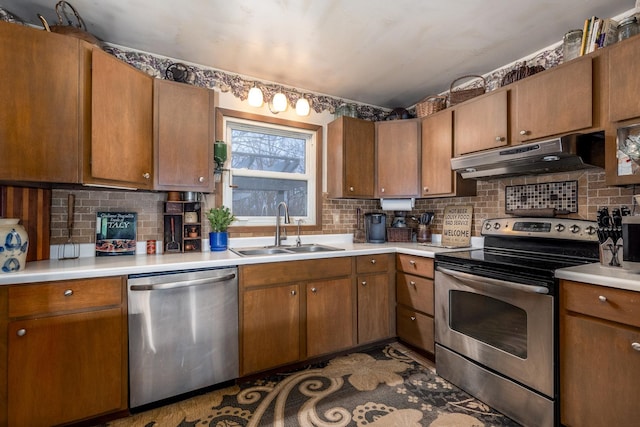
xmin=505 ymin=181 xmax=578 ymax=213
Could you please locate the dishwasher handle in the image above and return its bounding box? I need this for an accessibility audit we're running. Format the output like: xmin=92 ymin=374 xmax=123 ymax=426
xmin=129 ymin=273 xmax=236 ymax=291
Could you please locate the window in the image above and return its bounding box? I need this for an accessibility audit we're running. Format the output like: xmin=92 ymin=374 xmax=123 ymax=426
xmin=216 ymin=109 xmax=322 ymax=230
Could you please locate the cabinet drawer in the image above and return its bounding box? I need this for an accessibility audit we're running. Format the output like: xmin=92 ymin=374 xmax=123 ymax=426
xmin=396 ymin=254 xmax=433 ymax=278
xmin=8 ymin=277 xmax=123 ymax=318
xmin=561 ymin=280 xmax=640 ymax=328
xmin=397 ymin=305 xmax=434 ymax=353
xmin=396 ymin=272 xmax=434 ymax=315
xmin=241 ymin=257 xmax=352 ymax=288
xmin=356 ymin=254 xmax=390 ymax=273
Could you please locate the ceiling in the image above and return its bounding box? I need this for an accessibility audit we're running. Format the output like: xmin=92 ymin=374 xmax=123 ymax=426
xmin=3 ymin=0 xmax=634 ymax=108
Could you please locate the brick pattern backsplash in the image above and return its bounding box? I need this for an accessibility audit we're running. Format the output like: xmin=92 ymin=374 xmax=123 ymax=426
xmin=50 ymin=169 xmax=636 ymax=244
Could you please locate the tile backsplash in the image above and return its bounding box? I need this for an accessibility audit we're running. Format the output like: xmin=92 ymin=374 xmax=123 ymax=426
xmin=49 ymin=169 xmax=636 ymax=244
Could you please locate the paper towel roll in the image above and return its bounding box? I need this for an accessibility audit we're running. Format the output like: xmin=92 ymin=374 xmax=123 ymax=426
xmin=380 ymin=198 xmax=414 ymax=211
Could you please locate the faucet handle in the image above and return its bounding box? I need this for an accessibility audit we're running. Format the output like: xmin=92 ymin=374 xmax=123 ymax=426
xmin=296 ymin=219 xmax=304 ymax=246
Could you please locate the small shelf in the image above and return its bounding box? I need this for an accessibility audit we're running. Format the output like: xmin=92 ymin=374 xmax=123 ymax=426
xmin=163 ymin=201 xmax=202 ymax=253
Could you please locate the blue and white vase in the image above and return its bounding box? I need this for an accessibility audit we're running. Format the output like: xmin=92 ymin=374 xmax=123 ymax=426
xmin=0 ymin=218 xmax=29 ymax=273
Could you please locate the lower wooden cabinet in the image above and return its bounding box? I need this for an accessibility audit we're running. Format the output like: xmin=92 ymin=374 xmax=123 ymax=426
xmin=3 ymin=277 xmax=127 ymax=427
xmin=306 ymin=278 xmax=353 ymax=358
xmin=560 ymin=280 xmax=640 ymax=427
xmin=396 ymin=254 xmax=435 ymax=354
xmin=356 ymin=254 xmax=394 ymax=344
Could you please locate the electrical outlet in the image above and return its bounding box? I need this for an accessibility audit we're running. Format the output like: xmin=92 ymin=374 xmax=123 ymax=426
xmin=332 ymin=213 xmax=340 ymax=223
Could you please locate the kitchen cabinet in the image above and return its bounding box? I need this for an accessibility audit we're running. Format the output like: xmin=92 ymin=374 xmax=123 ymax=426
xmin=327 ymin=116 xmax=375 ymax=198
xmin=3 ymin=277 xmax=127 ymax=427
xmin=154 ymin=79 xmax=215 ymax=192
xmin=0 ymin=21 xmax=81 ymax=184
xmin=514 ymin=56 xmax=592 ymax=143
xmin=560 ymin=280 xmax=640 ymax=427
xmin=87 ymin=48 xmax=154 ymax=189
xmin=608 ymin=35 xmax=640 ymax=122
xmin=375 ymin=120 xmax=421 ymax=198
xmin=454 ymin=90 xmax=509 ymax=156
xmin=239 ymin=257 xmax=353 ymax=375
xmin=421 ymin=110 xmax=476 ymax=198
xmin=396 ymin=254 xmax=435 ymax=354
xmin=356 ymin=254 xmax=395 ymax=344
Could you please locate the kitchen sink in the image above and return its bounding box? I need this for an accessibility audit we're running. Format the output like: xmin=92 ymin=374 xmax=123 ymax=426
xmin=231 ymin=244 xmax=344 ymax=257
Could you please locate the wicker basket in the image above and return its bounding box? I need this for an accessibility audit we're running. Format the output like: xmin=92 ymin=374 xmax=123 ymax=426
xmin=500 ymin=64 xmax=545 ymax=87
xmin=386 ymin=227 xmax=413 ymax=242
xmin=416 ymin=95 xmax=448 ymax=118
xmin=449 ymin=75 xmax=486 ymax=106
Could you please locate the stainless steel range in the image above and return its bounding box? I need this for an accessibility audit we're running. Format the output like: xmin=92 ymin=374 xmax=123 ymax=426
xmin=434 ymin=217 xmax=599 ymax=427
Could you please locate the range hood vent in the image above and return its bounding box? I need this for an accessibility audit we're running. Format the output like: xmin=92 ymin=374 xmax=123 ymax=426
xmin=450 ymin=132 xmax=605 ymax=179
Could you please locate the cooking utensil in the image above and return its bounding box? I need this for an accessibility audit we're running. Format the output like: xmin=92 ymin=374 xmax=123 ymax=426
xmin=166 ymin=217 xmax=181 ymax=252
xmin=58 ymin=193 xmax=79 ymax=259
xmin=353 ymin=208 xmax=365 ymax=243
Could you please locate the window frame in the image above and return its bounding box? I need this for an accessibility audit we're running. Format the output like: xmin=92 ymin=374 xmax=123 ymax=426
xmin=215 ymin=108 xmax=323 ymax=234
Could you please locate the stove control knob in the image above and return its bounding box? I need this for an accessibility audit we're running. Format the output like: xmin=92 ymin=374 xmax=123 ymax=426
xmin=570 ymin=224 xmax=581 ymax=233
xmin=555 ymin=224 xmax=565 ymax=232
xmin=485 ymin=222 xmax=492 ymax=230
xmin=493 ymin=223 xmax=501 ymax=230
xmin=586 ymin=225 xmax=597 ymax=235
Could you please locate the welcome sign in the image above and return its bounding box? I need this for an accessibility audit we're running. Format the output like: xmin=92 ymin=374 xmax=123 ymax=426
xmin=441 ymin=205 xmax=473 ymax=247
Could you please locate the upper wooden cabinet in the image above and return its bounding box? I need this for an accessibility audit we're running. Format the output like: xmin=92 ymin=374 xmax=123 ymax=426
xmin=454 ymin=90 xmax=509 ymax=156
xmin=514 ymin=56 xmax=593 ymax=143
xmin=375 ymin=119 xmax=421 ymax=198
xmin=0 ymin=21 xmax=81 ymax=184
xmin=421 ymin=110 xmax=476 ymax=198
xmin=608 ymin=36 xmax=640 ymax=123
xmin=154 ymin=79 xmax=215 ymax=192
xmin=327 ymin=116 xmax=375 ymax=198
xmin=87 ymin=48 xmax=154 ymax=189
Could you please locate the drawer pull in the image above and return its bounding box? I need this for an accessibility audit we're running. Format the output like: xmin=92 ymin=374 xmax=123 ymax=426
xmin=632 ymin=342 xmax=640 ymax=352
xmin=409 ymin=260 xmax=416 ymax=265
xmin=311 ymin=287 xmax=317 ymax=293
xmin=410 ymin=281 xmax=416 ymax=287
xmin=291 ymin=290 xmax=297 ymax=296
xmin=370 ymin=259 xmax=376 ymax=264
xmin=64 ymin=289 xmax=74 ymax=297
xmin=361 ymin=281 xmax=367 ymax=286
xmin=16 ymin=329 xmax=26 ymax=337
xmin=598 ymin=295 xmax=607 ymax=302
xmin=410 ymin=316 xmax=416 ymax=321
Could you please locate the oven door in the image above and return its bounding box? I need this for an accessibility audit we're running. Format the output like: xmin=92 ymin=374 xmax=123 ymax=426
xmin=435 ymin=267 xmax=554 ymax=398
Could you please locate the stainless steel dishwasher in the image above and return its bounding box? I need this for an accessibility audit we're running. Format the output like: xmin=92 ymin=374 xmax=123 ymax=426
xmin=127 ymin=267 xmax=238 ymax=408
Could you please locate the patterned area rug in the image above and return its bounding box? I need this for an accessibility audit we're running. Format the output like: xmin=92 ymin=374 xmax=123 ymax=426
xmin=106 ymin=344 xmax=520 ymax=426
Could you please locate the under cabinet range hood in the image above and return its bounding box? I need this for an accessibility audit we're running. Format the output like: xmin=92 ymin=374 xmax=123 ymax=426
xmin=451 ymin=132 xmax=605 ymax=179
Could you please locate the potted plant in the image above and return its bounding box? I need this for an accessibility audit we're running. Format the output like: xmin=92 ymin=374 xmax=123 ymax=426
xmin=206 ymin=206 xmax=236 ymax=251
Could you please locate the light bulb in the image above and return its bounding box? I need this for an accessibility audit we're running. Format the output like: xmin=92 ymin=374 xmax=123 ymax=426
xmin=295 ymin=98 xmax=310 ymax=116
xmin=248 ymin=86 xmax=264 ymax=107
xmin=272 ymin=92 xmax=288 ymax=112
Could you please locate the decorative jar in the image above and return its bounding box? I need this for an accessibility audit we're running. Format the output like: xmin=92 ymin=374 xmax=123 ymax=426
xmin=0 ymin=218 xmax=29 ymax=272
xmin=618 ymin=16 xmax=639 ymax=42
xmin=562 ymin=29 xmax=583 ymax=62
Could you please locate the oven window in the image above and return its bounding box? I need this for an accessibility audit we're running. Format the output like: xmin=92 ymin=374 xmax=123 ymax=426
xmin=449 ymin=290 xmax=527 ymax=358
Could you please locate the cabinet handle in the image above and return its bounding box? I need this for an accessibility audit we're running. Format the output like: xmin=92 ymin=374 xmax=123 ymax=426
xmin=291 ymin=290 xmax=297 ymax=296
xmin=370 ymin=259 xmax=376 ymax=264
xmin=409 ymin=260 xmax=416 ymax=265
xmin=632 ymin=342 xmax=640 ymax=352
xmin=519 ymin=130 xmax=530 ymax=136
xmin=380 ymin=188 xmax=385 ymax=193
xmin=495 ymin=136 xmax=505 ymax=142
xmin=143 ymin=172 xmax=151 ymax=179
xmin=598 ymin=295 xmax=607 ymax=302
xmin=16 ymin=329 xmax=26 ymax=337
xmin=64 ymin=289 xmax=73 ymax=297
xmin=410 ymin=281 xmax=416 ymax=287
xmin=410 ymin=316 xmax=416 ymax=321
xmin=423 ymin=186 xmax=429 ymax=193
xmin=198 ymin=176 xmax=205 ymax=183
xmin=311 ymin=287 xmax=317 ymax=293
xmin=361 ymin=281 xmax=367 ymax=286
xmin=349 ymin=186 xmax=354 ymax=192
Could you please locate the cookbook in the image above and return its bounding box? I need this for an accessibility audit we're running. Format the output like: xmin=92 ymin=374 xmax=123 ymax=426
xmin=96 ymin=212 xmax=137 ymax=256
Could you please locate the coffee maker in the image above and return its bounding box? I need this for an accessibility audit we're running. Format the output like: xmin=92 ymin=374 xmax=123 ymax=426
xmin=365 ymin=213 xmax=386 ymax=243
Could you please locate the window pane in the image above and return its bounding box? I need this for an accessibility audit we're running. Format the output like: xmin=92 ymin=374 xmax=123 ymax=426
xmin=232 ymin=176 xmax=308 ymax=217
xmin=231 ymin=129 xmax=306 ymax=174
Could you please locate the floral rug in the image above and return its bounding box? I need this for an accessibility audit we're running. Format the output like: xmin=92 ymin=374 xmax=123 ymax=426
xmin=105 ymin=344 xmax=520 ymax=426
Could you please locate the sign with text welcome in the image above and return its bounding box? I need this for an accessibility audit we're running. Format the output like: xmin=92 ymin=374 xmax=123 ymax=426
xmin=441 ymin=205 xmax=473 ymax=247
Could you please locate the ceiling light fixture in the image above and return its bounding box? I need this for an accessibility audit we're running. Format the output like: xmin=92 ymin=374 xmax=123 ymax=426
xmin=247 ymin=85 xmax=264 ymax=107
xmin=295 ymin=97 xmax=310 ymax=116
xmin=272 ymin=91 xmax=288 ymax=113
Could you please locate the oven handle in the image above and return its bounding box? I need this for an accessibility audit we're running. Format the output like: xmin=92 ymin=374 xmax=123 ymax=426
xmin=129 ymin=273 xmax=237 ymax=291
xmin=436 ymin=267 xmax=549 ymax=295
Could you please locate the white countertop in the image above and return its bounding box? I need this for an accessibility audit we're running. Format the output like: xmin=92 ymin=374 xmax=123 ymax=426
xmin=556 ymin=263 xmax=640 ymax=292
xmin=0 ymin=234 xmax=482 ymax=285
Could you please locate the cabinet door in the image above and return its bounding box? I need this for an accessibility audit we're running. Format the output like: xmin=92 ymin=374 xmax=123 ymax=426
xmin=454 ymin=90 xmax=508 ymax=156
xmin=515 ymin=57 xmax=592 ymax=142
xmin=241 ymin=285 xmax=300 ymax=375
xmin=306 ymin=277 xmax=353 ymax=357
xmin=375 ymin=120 xmax=420 ymax=197
xmin=560 ymin=314 xmax=640 ymax=427
xmin=609 ymin=37 xmax=640 ymax=122
xmin=0 ymin=22 xmax=81 ymax=183
xmin=90 ymin=48 xmax=153 ymax=189
xmin=327 ymin=117 xmax=375 ymax=198
xmin=154 ymin=79 xmax=214 ymax=192
xmin=357 ymin=273 xmax=391 ymax=344
xmin=421 ymin=110 xmax=455 ymax=196
xmin=8 ymin=308 xmax=124 ymax=427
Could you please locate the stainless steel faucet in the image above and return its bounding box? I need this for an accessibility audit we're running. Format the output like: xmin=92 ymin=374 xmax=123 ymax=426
xmin=275 ymin=201 xmax=290 ymax=246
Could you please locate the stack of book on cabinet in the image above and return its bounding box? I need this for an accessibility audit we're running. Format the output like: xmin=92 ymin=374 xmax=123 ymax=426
xmin=579 ymin=16 xmax=618 ymax=55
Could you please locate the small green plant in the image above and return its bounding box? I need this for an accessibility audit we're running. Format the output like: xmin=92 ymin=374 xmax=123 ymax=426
xmin=206 ymin=206 xmax=236 ymax=232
